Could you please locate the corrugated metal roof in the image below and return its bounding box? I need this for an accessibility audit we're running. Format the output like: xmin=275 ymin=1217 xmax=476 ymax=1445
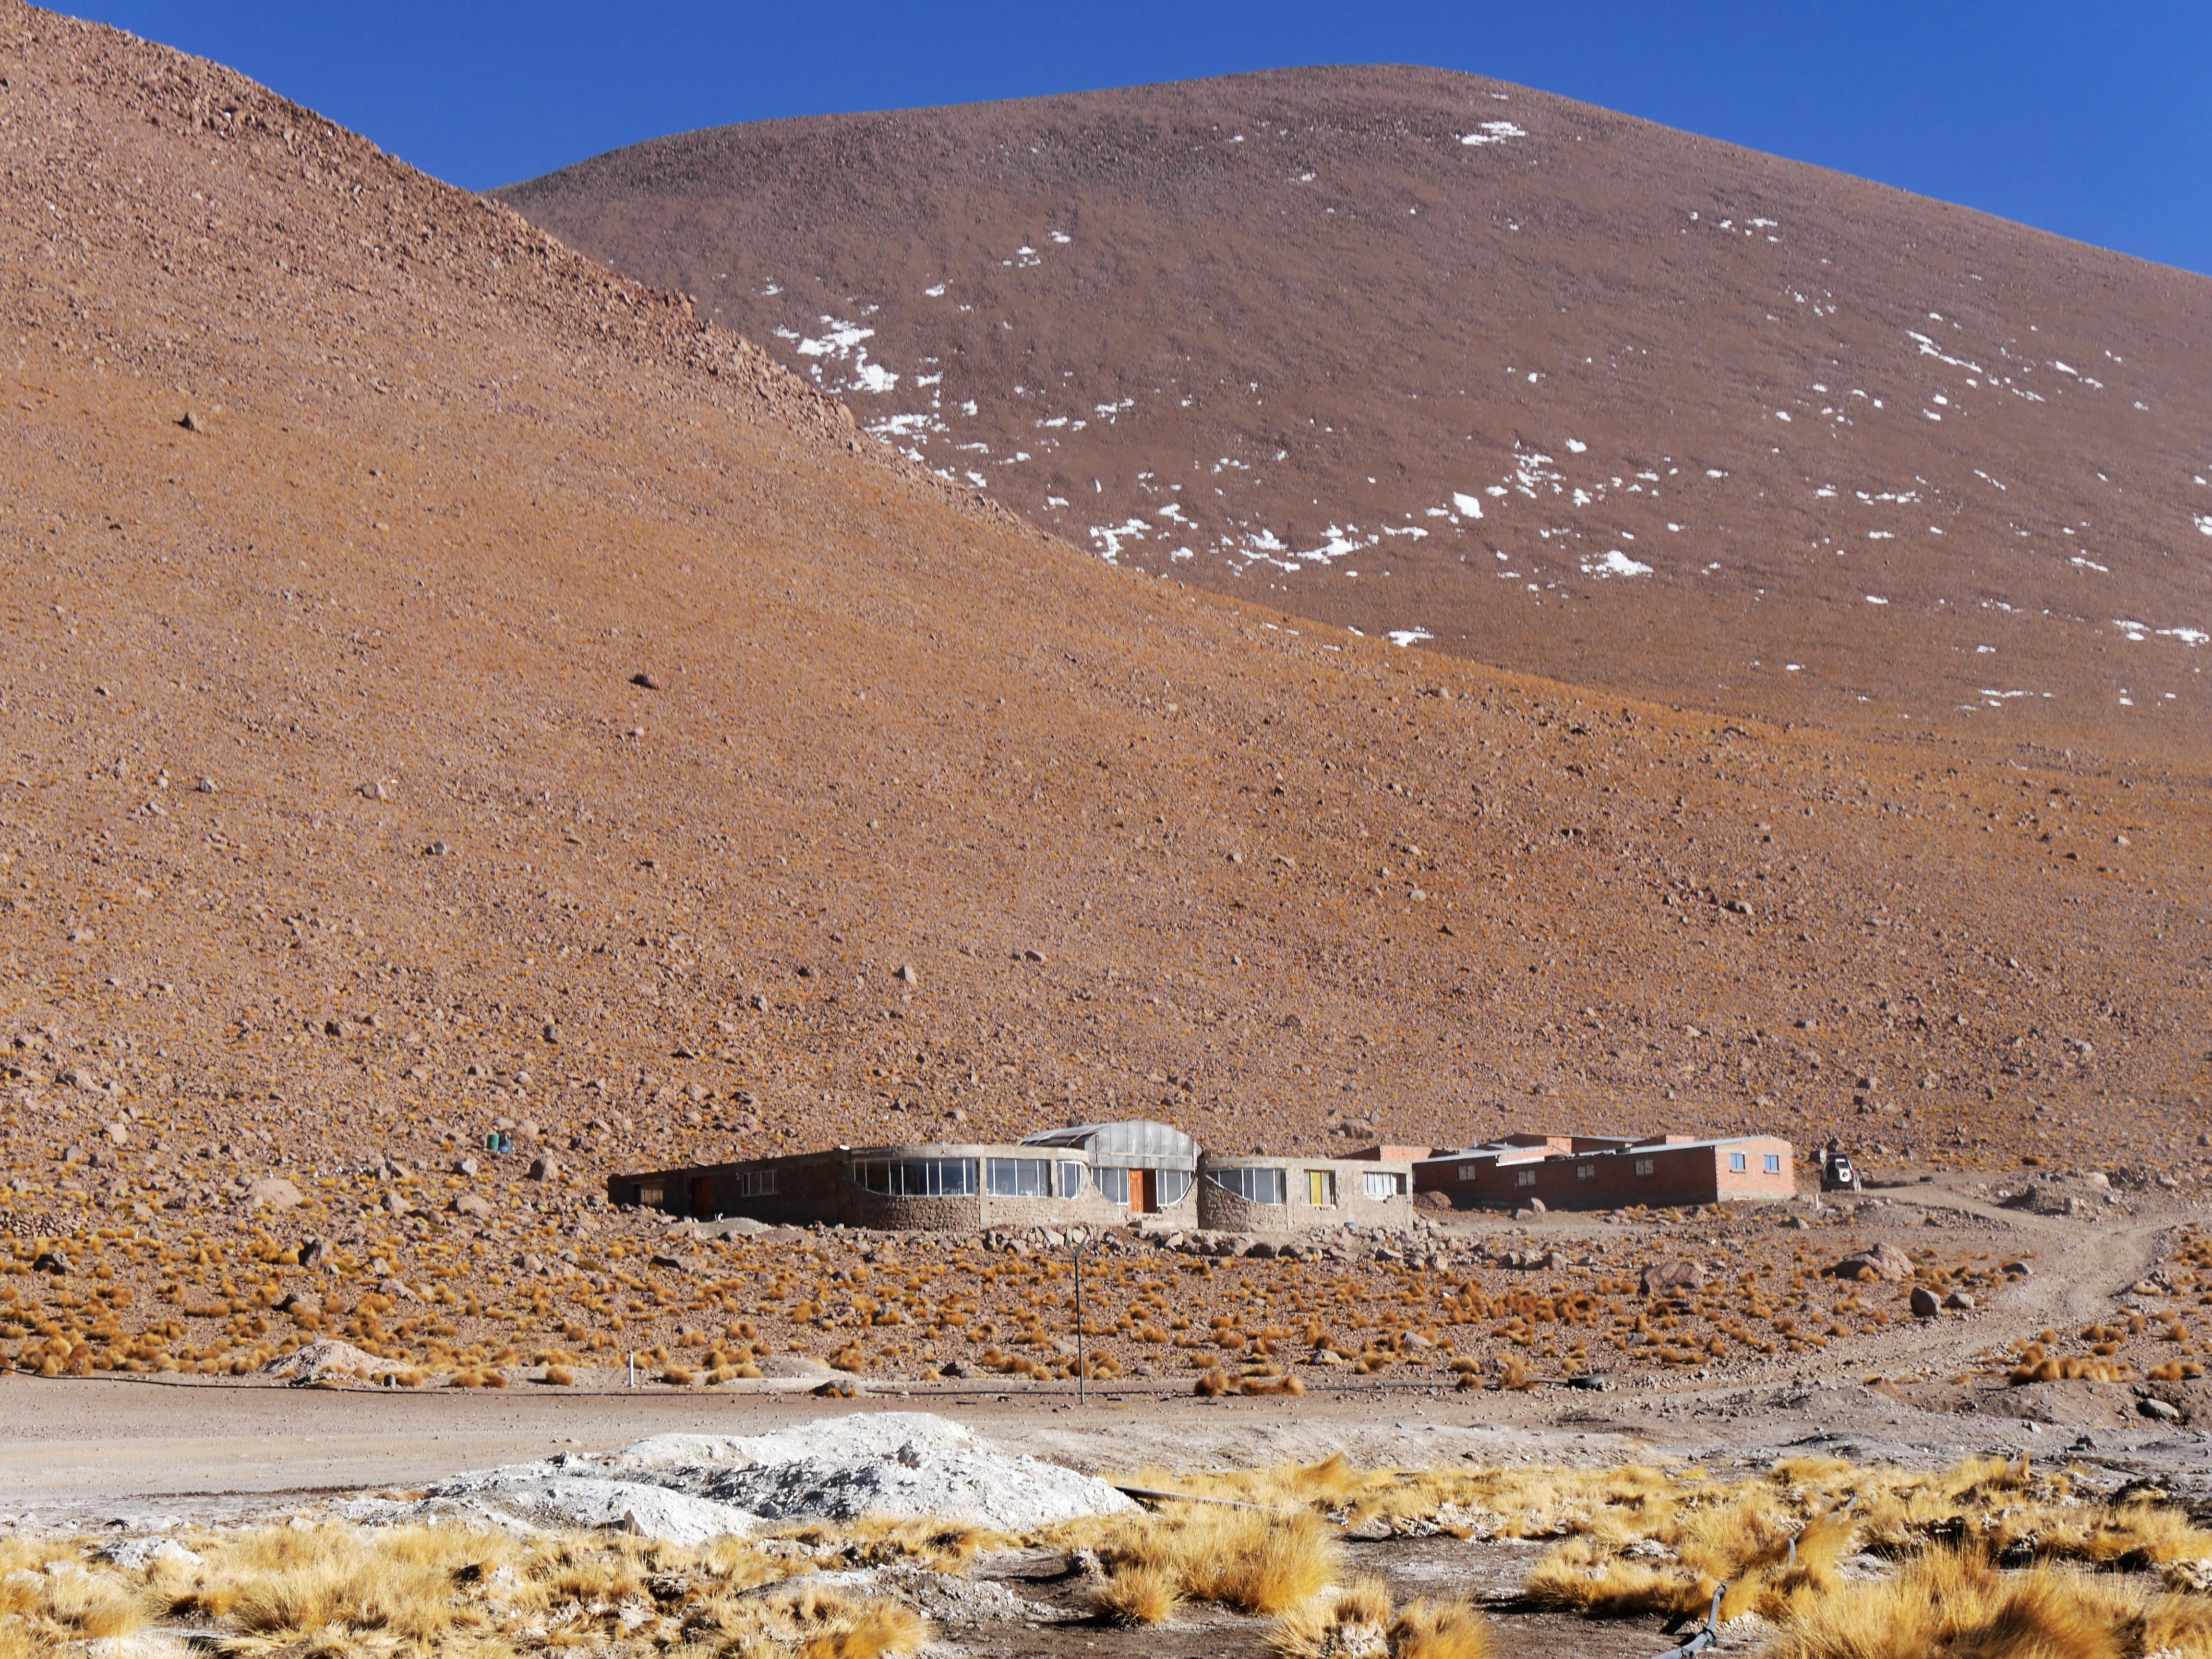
xmin=1020 ymin=1118 xmax=1198 ymax=1166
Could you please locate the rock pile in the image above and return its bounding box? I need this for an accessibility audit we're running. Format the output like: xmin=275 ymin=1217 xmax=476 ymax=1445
xmin=352 ymin=1412 xmax=1135 ymax=1543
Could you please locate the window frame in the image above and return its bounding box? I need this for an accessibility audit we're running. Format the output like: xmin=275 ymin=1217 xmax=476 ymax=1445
xmin=852 ymin=1157 xmax=978 ymax=1197
xmin=985 ymin=1157 xmax=1053 ymax=1198
xmin=1206 ymin=1166 xmax=1288 ymax=1205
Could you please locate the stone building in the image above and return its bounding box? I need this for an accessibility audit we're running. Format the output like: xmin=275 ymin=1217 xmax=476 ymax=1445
xmin=606 ymin=1119 xmax=1415 ymax=1233
xmin=1195 ymin=1152 xmax=1414 ymax=1232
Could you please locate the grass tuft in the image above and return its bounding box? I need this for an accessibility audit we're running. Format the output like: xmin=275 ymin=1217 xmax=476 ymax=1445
xmin=1769 ymin=1543 xmax=2212 ymax=1659
xmin=1390 ymin=1598 xmax=1494 ymax=1659
xmin=1086 ymin=1504 xmax=1340 ymax=1617
xmin=1091 ymin=1561 xmax=1185 ymax=1625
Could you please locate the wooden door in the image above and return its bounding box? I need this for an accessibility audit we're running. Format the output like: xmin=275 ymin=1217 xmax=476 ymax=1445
xmin=690 ymin=1177 xmax=713 ymax=1218
xmin=1131 ymin=1168 xmax=1155 ymax=1213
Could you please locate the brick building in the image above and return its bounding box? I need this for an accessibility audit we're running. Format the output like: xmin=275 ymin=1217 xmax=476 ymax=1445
xmin=1414 ymin=1133 xmax=1796 ymax=1210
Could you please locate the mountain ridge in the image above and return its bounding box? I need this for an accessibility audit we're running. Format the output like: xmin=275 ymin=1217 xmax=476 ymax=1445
xmin=501 ymin=63 xmax=2212 ymax=741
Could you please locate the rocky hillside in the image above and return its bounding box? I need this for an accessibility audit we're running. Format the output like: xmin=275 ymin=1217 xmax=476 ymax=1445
xmin=0 ymin=1 xmax=2203 ymax=1261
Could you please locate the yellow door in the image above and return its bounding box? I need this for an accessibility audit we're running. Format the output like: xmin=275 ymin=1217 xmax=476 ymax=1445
xmin=1308 ymin=1170 xmax=1332 ymax=1206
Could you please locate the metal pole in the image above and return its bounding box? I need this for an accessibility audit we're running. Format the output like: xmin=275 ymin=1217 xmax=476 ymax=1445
xmin=1071 ymin=1231 xmax=1088 ymax=1406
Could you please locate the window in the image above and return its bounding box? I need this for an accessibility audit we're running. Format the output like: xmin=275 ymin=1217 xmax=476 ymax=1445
xmin=1515 ymin=1169 xmax=1538 ymax=1188
xmin=736 ymin=1168 xmax=777 ymax=1198
xmin=1092 ymin=1167 xmax=1130 ymax=1204
xmin=1634 ymin=1158 xmax=1654 ymax=1177
xmin=1362 ymin=1170 xmax=1404 ymax=1201
xmin=1576 ymin=1164 xmax=1596 ymax=1181
xmin=986 ymin=1157 xmax=1052 ymax=1197
xmin=1764 ymin=1154 xmax=1782 ymax=1174
xmin=1729 ymin=1152 xmax=1748 ymax=1172
xmin=636 ymin=1183 xmax=664 ymax=1207
xmin=1056 ymin=1162 xmax=1084 ymax=1199
xmin=1157 ymin=1169 xmax=1193 ymax=1206
xmin=852 ymin=1157 xmax=977 ymax=1197
xmin=1207 ymin=1166 xmax=1287 ymax=1205
xmin=1457 ymin=1163 xmax=1481 ymax=1183
xmin=1307 ymin=1170 xmax=1336 ymax=1206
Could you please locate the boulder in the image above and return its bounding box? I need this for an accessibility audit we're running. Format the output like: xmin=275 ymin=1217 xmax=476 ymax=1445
xmin=2139 ymin=1396 xmax=2181 ymax=1423
xmin=247 ymin=1177 xmax=305 ymax=1209
xmin=528 ymin=1155 xmax=559 ymax=1182
xmin=95 ymin=1537 xmax=201 ymax=1573
xmin=32 ymin=1249 xmax=70 ymax=1276
xmin=1909 ymin=1285 xmax=1942 ymax=1318
xmin=1641 ymin=1261 xmax=1709 ymax=1295
xmin=1830 ymin=1241 xmax=1914 ymax=1281
xmin=276 ymin=1291 xmax=322 ymax=1322
xmin=452 ymin=1193 xmax=493 ymax=1219
xmin=1943 ymin=1290 xmax=1976 ymax=1310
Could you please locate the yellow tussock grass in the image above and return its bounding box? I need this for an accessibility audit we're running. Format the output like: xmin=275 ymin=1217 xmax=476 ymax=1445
xmin=685 ymin=1578 xmax=929 ymax=1659
xmin=1389 ymin=1598 xmax=1494 ymax=1659
xmin=1091 ymin=1561 xmax=1185 ymax=1625
xmin=1090 ymin=1505 xmax=1339 ymax=1616
xmin=1267 ymin=1574 xmax=1393 ymax=1658
xmin=1269 ymin=1575 xmax=1492 ymax=1659
xmin=1770 ymin=1544 xmax=2212 ymax=1659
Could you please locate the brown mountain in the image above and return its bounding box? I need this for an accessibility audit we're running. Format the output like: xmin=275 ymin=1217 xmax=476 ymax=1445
xmin=500 ymin=66 xmax=2212 ymax=741
xmin=0 ymin=0 xmax=2203 ymax=1263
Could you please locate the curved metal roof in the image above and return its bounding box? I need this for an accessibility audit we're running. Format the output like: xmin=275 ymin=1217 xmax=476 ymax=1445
xmin=1021 ymin=1118 xmax=1198 ymax=1166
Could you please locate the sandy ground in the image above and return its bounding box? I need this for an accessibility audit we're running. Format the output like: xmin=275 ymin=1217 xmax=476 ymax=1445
xmin=8 ymin=1362 xmax=2206 ymax=1535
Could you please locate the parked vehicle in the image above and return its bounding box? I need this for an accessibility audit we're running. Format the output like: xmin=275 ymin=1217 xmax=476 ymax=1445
xmin=1822 ymin=1149 xmax=1862 ymax=1192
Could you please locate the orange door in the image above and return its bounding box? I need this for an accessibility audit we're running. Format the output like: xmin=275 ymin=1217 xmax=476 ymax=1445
xmin=1131 ymin=1169 xmax=1156 ymax=1213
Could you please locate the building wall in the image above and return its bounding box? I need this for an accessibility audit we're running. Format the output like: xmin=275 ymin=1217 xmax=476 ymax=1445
xmin=1196 ymin=1154 xmax=1414 ymax=1233
xmin=1418 ymin=1137 xmax=1795 ymax=1211
xmin=609 ymin=1142 xmax=1196 ymax=1231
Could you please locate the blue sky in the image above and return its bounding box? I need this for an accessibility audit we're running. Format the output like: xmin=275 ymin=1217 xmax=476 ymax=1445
xmin=75 ymin=0 xmax=2212 ymax=276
